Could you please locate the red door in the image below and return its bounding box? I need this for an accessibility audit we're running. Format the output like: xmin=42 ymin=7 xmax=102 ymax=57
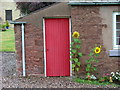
xmin=45 ymin=18 xmax=70 ymax=76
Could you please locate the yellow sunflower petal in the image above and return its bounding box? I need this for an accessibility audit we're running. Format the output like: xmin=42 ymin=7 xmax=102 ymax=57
xmin=72 ymin=31 xmax=80 ymax=38
xmin=94 ymin=47 xmax=101 ymax=54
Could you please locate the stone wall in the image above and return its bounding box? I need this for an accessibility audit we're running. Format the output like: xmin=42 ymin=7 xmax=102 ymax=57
xmin=14 ymin=2 xmax=70 ymax=76
xmin=14 ymin=23 xmax=44 ymax=76
xmin=71 ymin=5 xmax=119 ymax=77
xmin=14 ymin=3 xmax=119 ymax=77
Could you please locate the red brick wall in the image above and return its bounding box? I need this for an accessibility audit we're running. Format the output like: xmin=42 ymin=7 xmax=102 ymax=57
xmin=71 ymin=6 xmax=119 ymax=77
xmin=14 ymin=24 xmax=44 ymax=76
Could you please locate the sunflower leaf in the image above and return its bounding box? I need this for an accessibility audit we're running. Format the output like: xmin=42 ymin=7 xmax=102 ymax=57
xmin=78 ymin=40 xmax=82 ymax=43
xmin=70 ymin=53 xmax=74 ymax=56
xmin=88 ymin=52 xmax=94 ymax=56
xmin=96 ymin=60 xmax=99 ymax=63
xmin=77 ymin=62 xmax=80 ymax=66
xmin=87 ymin=73 xmax=90 ymax=76
xmin=72 ymin=64 xmax=75 ymax=68
xmin=86 ymin=67 xmax=90 ymax=71
xmin=74 ymin=58 xmax=78 ymax=63
xmin=94 ymin=54 xmax=99 ymax=57
xmin=76 ymin=68 xmax=79 ymax=72
xmin=93 ymin=67 xmax=97 ymax=71
xmin=73 ymin=38 xmax=79 ymax=43
xmin=71 ymin=42 xmax=74 ymax=45
xmin=70 ymin=46 xmax=74 ymax=49
xmin=86 ymin=60 xmax=90 ymax=63
xmin=87 ymin=64 xmax=91 ymax=68
xmin=78 ymin=53 xmax=82 ymax=57
xmin=71 ymin=49 xmax=77 ymax=53
xmin=89 ymin=57 xmax=95 ymax=62
xmin=75 ymin=45 xmax=81 ymax=49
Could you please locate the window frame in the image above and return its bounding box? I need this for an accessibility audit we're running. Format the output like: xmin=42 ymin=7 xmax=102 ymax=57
xmin=113 ymin=12 xmax=120 ymax=49
xmin=5 ymin=10 xmax=12 ymax=21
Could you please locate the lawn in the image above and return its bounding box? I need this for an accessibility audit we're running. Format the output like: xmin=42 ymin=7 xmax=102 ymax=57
xmin=0 ymin=29 xmax=15 ymax=52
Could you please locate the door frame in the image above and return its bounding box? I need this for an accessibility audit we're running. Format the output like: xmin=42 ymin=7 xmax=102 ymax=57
xmin=43 ymin=18 xmax=72 ymax=77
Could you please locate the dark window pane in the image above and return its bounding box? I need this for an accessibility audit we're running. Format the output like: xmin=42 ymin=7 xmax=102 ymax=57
xmin=116 ymin=15 xmax=120 ymax=22
xmin=116 ymin=31 xmax=120 ymax=37
xmin=116 ymin=23 xmax=120 ymax=29
xmin=6 ymin=10 xmax=12 ymax=20
xmin=116 ymin=38 xmax=120 ymax=45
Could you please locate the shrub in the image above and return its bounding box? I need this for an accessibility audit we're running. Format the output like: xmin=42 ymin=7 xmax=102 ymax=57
xmin=2 ymin=24 xmax=6 ymax=28
xmin=6 ymin=21 xmax=10 ymax=27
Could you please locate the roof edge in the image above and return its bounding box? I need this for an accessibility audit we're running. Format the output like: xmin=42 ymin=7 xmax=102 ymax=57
xmin=10 ymin=21 xmax=27 ymax=24
xmin=68 ymin=2 xmax=120 ymax=5
xmin=15 ymin=2 xmax=59 ymax=21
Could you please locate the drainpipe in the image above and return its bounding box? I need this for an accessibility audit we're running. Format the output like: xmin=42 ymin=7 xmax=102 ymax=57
xmin=10 ymin=22 xmax=27 ymax=77
xmin=21 ymin=23 xmax=26 ymax=77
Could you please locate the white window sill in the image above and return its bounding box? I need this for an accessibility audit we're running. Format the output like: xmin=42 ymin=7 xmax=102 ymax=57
xmin=109 ymin=50 xmax=120 ymax=56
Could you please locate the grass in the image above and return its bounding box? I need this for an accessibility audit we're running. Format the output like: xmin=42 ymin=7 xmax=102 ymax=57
xmin=73 ymin=78 xmax=120 ymax=87
xmin=0 ymin=29 xmax=15 ymax=52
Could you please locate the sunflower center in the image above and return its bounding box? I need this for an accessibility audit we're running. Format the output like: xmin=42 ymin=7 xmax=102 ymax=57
xmin=74 ymin=33 xmax=78 ymax=37
xmin=96 ymin=49 xmax=99 ymax=52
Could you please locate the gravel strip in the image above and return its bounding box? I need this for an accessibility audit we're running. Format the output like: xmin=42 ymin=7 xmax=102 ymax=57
xmin=1 ymin=52 xmax=119 ymax=88
xmin=1 ymin=52 xmax=16 ymax=77
xmin=2 ymin=76 xmax=119 ymax=88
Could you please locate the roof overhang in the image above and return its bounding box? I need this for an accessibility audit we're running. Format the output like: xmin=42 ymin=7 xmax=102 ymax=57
xmin=68 ymin=2 xmax=120 ymax=5
xmin=10 ymin=22 xmax=27 ymax=24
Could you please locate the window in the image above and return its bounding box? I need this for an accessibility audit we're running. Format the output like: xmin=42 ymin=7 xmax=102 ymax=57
xmin=113 ymin=12 xmax=120 ymax=49
xmin=5 ymin=10 xmax=12 ymax=21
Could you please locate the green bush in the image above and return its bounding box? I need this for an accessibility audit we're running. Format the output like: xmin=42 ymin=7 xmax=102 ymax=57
xmin=2 ymin=24 xmax=6 ymax=28
xmin=0 ymin=24 xmax=1 ymax=27
xmin=6 ymin=21 xmax=10 ymax=27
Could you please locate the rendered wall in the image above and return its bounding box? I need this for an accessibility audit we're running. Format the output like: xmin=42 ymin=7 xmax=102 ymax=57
xmin=0 ymin=1 xmax=20 ymax=24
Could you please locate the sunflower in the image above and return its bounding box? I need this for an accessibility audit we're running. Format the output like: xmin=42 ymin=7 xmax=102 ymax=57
xmin=72 ymin=31 xmax=80 ymax=38
xmin=94 ymin=47 xmax=101 ymax=54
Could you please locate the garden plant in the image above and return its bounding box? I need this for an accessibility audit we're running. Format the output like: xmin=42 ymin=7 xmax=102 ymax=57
xmin=6 ymin=21 xmax=10 ymax=29
xmin=1 ymin=24 xmax=6 ymax=31
xmin=85 ymin=45 xmax=101 ymax=80
xmin=71 ymin=31 xmax=120 ymax=86
xmin=70 ymin=31 xmax=82 ymax=76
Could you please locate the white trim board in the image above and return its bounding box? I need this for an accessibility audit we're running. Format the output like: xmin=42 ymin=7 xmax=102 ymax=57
xmin=69 ymin=18 xmax=72 ymax=76
xmin=113 ymin=12 xmax=120 ymax=49
xmin=43 ymin=18 xmax=72 ymax=77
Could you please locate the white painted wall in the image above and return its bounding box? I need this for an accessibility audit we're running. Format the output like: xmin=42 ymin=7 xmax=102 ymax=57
xmin=0 ymin=0 xmax=20 ymax=24
xmin=69 ymin=0 xmax=120 ymax=2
